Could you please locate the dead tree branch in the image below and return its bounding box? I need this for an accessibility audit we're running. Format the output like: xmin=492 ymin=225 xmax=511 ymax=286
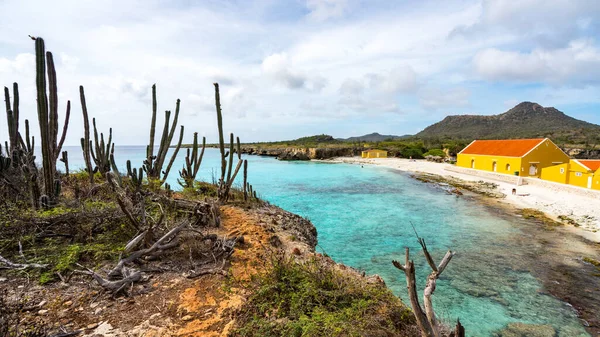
xmin=0 ymin=254 xmax=48 ymax=270
xmin=392 ymin=231 xmax=456 ymax=337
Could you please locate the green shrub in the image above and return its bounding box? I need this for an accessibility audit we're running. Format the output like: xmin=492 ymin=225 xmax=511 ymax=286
xmin=400 ymin=147 xmax=424 ymax=159
xmin=232 ymin=256 xmax=416 ymax=337
xmin=423 ymin=149 xmax=446 ymax=157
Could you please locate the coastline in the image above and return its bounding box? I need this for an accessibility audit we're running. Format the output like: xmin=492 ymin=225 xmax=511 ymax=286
xmin=319 ymin=156 xmax=600 ymax=242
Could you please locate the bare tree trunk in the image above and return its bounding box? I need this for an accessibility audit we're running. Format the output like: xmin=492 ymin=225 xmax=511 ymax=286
xmin=393 ymin=248 xmax=434 ymax=337
xmin=392 ymin=234 xmax=456 ymax=337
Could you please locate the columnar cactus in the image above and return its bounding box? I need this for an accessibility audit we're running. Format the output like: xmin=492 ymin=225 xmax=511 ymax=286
xmin=79 ymin=86 xmax=94 ymax=183
xmin=34 ymin=37 xmax=71 ymax=202
xmin=4 ymin=83 xmax=39 ymax=208
xmin=60 ymin=151 xmax=69 ymax=176
xmin=178 ymin=132 xmax=206 ymax=188
xmin=4 ymin=83 xmax=20 ymax=154
xmin=127 ymin=160 xmax=144 ymax=192
xmin=214 ymin=83 xmax=243 ymax=202
xmin=90 ymin=118 xmax=114 ymax=175
xmin=243 ymin=159 xmax=248 ymax=201
xmin=143 ymin=84 xmax=184 ymax=185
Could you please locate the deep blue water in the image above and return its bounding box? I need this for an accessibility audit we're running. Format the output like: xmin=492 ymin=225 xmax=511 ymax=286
xmin=59 ymin=146 xmax=589 ymax=336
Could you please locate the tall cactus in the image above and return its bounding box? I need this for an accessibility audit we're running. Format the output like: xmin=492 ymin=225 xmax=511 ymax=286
xmin=143 ymin=84 xmax=184 ymax=185
xmin=34 ymin=37 xmax=71 ymax=202
xmin=79 ymin=86 xmax=94 ymax=183
xmin=214 ymin=83 xmax=243 ymax=202
xmin=178 ymin=132 xmax=206 ymax=188
xmin=4 ymin=83 xmax=20 ymax=154
xmin=4 ymin=83 xmax=39 ymax=208
xmin=243 ymin=159 xmax=248 ymax=201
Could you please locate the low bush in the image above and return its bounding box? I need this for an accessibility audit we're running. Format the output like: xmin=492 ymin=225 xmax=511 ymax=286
xmin=232 ymin=255 xmax=417 ymax=337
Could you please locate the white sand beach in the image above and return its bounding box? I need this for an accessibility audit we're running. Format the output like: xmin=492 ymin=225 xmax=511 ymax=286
xmin=326 ymin=157 xmax=600 ymax=242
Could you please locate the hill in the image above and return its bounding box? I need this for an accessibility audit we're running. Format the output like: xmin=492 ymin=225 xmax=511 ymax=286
xmin=416 ymin=102 xmax=600 ymax=143
xmin=340 ymin=132 xmax=403 ymax=142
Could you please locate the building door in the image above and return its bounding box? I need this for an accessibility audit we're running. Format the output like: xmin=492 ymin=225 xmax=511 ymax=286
xmin=492 ymin=162 xmax=497 ymax=172
xmin=471 ymin=159 xmax=475 ymax=168
xmin=588 ymin=176 xmax=593 ymax=189
xmin=528 ymin=164 xmax=538 ymax=176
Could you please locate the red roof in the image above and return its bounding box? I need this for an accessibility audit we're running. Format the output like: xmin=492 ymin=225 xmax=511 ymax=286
xmin=578 ymin=160 xmax=600 ymax=171
xmin=460 ymin=139 xmax=545 ymax=157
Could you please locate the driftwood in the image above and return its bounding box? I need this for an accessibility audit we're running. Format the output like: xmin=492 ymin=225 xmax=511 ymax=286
xmin=108 ymin=221 xmax=188 ymax=279
xmin=392 ymin=231 xmax=456 ymax=337
xmin=0 ymin=254 xmax=48 ymax=270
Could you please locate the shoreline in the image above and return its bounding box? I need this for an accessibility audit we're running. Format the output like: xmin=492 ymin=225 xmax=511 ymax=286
xmin=318 ymin=156 xmax=600 ymax=243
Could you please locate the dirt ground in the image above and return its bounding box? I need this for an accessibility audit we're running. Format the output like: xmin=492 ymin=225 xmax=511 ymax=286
xmin=1 ymin=205 xmax=314 ymax=336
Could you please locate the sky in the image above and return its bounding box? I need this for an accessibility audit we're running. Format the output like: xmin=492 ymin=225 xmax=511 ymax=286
xmin=1 ymin=0 xmax=600 ymax=145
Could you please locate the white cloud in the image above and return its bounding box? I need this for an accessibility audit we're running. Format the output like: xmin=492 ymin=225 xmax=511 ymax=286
xmin=367 ymin=66 xmax=418 ymax=93
xmin=419 ymin=87 xmax=470 ymax=110
xmin=451 ymin=0 xmax=600 ymax=47
xmin=473 ymin=39 xmax=600 ymax=83
xmin=305 ymin=0 xmax=350 ymax=21
xmin=261 ymin=52 xmax=328 ymax=92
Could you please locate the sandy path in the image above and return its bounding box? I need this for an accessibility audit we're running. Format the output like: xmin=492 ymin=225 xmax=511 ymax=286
xmin=324 ymin=157 xmax=600 ymax=242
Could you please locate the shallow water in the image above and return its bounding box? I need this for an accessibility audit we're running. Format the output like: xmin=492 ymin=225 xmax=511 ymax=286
xmin=61 ymin=146 xmax=593 ymax=336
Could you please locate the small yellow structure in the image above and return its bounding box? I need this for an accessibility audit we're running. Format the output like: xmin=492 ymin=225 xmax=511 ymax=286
xmin=593 ymin=170 xmax=600 ymax=191
xmin=457 ymin=138 xmax=569 ymax=177
xmin=567 ymin=160 xmax=600 ymax=189
xmin=540 ymin=163 xmax=569 ymax=184
xmin=361 ymin=149 xmax=388 ymax=158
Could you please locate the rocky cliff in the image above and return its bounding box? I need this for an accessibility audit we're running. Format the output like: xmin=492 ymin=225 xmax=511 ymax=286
xmin=241 ymin=146 xmax=355 ymax=160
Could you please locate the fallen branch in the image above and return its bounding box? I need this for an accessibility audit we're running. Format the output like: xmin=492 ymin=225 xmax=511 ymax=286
xmin=106 ymin=172 xmax=140 ymax=231
xmin=0 ymin=254 xmax=48 ymax=270
xmin=187 ymin=267 xmax=228 ymax=279
xmin=108 ymin=221 xmax=189 ymax=278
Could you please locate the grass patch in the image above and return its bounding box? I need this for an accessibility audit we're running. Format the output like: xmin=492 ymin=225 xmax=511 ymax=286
xmin=232 ymin=255 xmax=416 ymax=337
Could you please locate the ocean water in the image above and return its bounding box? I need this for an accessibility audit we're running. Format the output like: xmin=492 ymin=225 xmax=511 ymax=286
xmin=60 ymin=146 xmax=589 ymax=336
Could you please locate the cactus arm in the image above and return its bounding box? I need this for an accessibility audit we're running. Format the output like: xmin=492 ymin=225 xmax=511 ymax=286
xmin=109 ymin=145 xmax=122 ymax=187
xmin=225 ymin=159 xmax=243 ymax=191
xmin=3 ymin=86 xmax=9 ymax=114
xmin=226 ymin=133 xmax=234 ymax=184
xmin=46 ymin=51 xmax=58 ymax=155
xmin=12 ymin=83 xmax=18 ymax=140
xmin=79 ymin=86 xmax=94 ymax=182
xmin=243 ymin=159 xmax=248 ymax=201
xmin=148 ymin=84 xmax=157 ymax=160
xmin=161 ymin=125 xmax=184 ymax=184
xmin=214 ymin=83 xmax=226 ymax=181
xmin=153 ymin=110 xmax=171 ymax=176
xmin=56 ymin=100 xmax=70 ymax=158
xmin=193 ymin=136 xmax=206 ymax=177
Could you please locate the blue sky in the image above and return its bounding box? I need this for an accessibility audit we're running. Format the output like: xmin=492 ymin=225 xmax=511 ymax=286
xmin=1 ymin=0 xmax=600 ymax=144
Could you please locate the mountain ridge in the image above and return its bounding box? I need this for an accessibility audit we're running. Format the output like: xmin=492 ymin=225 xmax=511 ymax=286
xmin=416 ymin=102 xmax=600 ymax=140
xmin=339 ymin=132 xmax=404 ymax=142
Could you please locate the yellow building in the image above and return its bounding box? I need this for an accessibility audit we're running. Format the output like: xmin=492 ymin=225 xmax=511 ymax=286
xmin=540 ymin=163 xmax=569 ymax=184
xmin=457 ymin=138 xmax=569 ymax=177
xmin=568 ymin=160 xmax=600 ymax=189
xmin=593 ymin=169 xmax=600 ymax=191
xmin=361 ymin=149 xmax=388 ymax=158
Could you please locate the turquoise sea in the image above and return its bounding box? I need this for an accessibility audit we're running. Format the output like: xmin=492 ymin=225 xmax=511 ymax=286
xmin=61 ymin=146 xmax=590 ymax=336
